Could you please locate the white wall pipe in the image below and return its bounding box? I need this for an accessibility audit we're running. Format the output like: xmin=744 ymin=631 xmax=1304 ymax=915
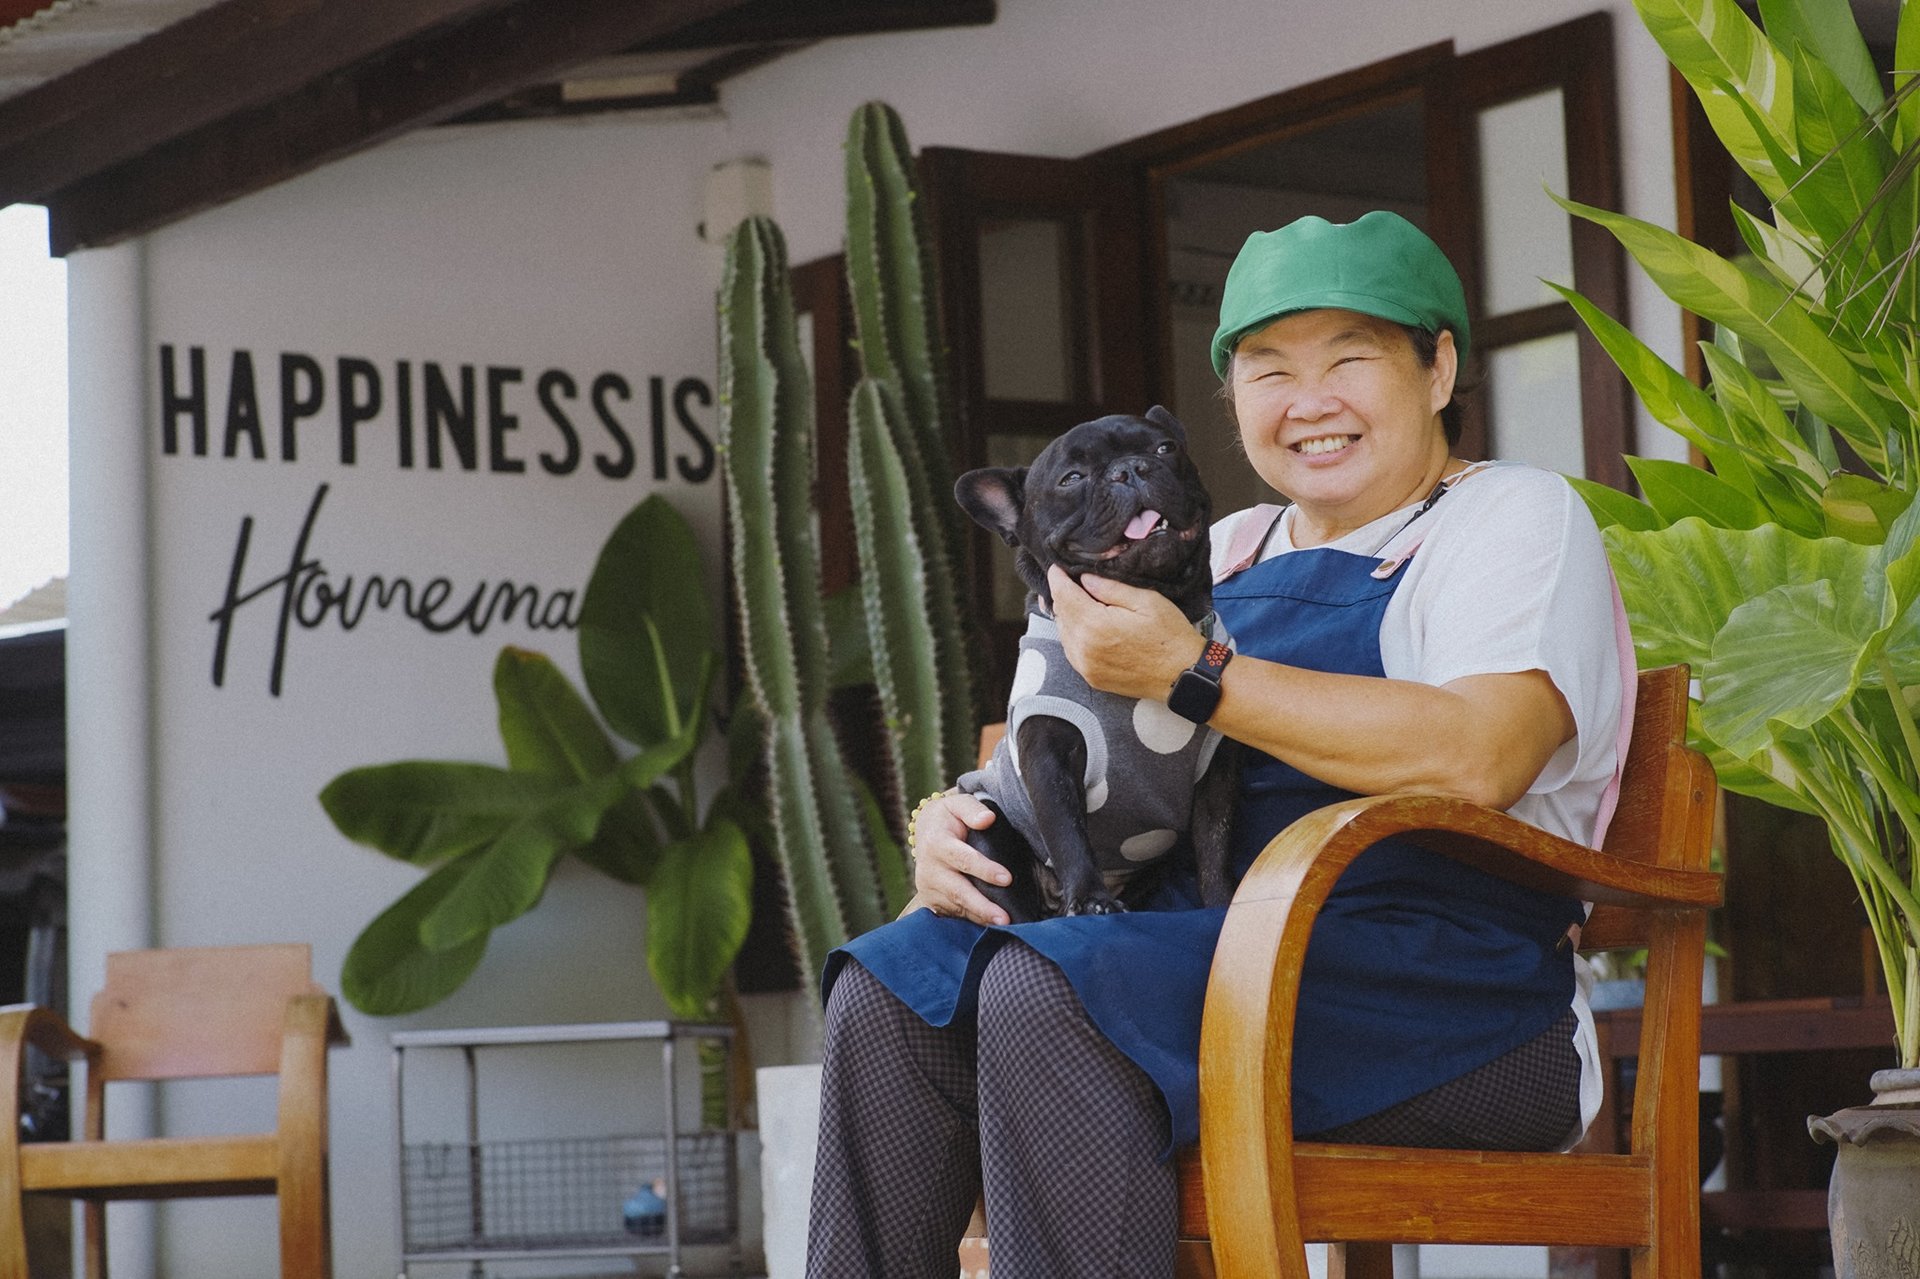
xmin=63 ymin=236 xmax=158 ymax=1279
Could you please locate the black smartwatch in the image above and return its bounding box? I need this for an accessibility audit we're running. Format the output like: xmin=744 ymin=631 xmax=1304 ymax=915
xmin=1167 ymin=638 xmax=1233 ymax=724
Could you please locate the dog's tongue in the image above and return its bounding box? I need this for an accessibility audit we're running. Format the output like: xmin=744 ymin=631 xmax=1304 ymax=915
xmin=1124 ymin=509 xmax=1162 ymax=540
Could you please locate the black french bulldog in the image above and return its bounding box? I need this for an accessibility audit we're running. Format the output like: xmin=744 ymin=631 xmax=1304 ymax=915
xmin=953 ymin=405 xmax=1236 ymax=922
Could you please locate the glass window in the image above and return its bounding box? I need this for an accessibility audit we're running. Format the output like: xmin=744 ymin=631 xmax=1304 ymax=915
xmin=1477 ymin=88 xmax=1574 ymax=314
xmin=1486 ymin=332 xmax=1585 ymax=476
xmin=979 ymin=218 xmax=1074 ymax=401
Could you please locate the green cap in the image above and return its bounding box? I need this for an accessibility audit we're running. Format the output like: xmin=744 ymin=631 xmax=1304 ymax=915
xmin=1210 ymin=211 xmax=1471 ymax=378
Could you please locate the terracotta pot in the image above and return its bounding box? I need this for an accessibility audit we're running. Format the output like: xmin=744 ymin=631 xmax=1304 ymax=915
xmin=1809 ymin=1067 xmax=1920 ymax=1279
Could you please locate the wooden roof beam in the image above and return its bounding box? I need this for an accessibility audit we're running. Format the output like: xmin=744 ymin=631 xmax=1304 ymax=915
xmin=42 ymin=0 xmax=753 ymax=253
xmin=0 ymin=0 xmax=555 ymax=208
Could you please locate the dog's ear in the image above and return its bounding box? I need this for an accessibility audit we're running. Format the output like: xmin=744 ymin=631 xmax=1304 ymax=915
xmin=1145 ymin=404 xmax=1187 ymax=444
xmin=955 ymin=467 xmax=1026 ymax=545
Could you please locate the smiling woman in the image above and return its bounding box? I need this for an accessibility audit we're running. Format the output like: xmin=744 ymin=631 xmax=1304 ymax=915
xmin=0 ymin=205 xmax=68 ymax=617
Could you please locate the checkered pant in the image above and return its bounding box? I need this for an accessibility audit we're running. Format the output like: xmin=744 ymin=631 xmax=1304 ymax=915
xmin=805 ymin=946 xmax=1582 ymax=1279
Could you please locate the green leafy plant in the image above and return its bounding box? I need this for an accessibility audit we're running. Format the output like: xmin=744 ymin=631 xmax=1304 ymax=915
xmin=844 ymin=101 xmax=980 ymax=799
xmin=320 ymin=495 xmax=755 ymax=1034
xmin=717 ymin=102 xmax=979 ymax=992
xmin=720 ymin=214 xmax=910 ymax=993
xmin=1553 ymin=0 xmax=1920 ymax=1067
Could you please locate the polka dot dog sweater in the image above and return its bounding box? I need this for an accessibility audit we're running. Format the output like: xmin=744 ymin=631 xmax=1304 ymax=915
xmin=957 ymin=609 xmax=1229 ymax=899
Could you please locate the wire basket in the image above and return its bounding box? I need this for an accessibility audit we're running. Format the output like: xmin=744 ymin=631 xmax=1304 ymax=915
xmin=402 ymin=1131 xmax=736 ymax=1253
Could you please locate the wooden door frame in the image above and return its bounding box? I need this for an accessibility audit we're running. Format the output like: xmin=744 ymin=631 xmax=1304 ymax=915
xmin=1085 ymin=13 xmax=1635 ymax=490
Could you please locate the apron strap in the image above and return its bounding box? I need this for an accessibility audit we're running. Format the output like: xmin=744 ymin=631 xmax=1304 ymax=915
xmin=1213 ymin=505 xmax=1287 ymax=584
xmin=1588 ymin=569 xmax=1637 ymax=849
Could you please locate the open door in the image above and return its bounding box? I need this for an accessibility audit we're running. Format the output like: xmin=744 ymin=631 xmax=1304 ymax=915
xmin=919 ymin=147 xmax=1151 ymax=702
xmin=923 ymin=14 xmax=1632 ymax=700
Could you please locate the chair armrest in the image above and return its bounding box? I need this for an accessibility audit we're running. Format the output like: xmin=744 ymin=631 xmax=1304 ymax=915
xmin=1197 ymin=792 xmax=1722 ymax=1277
xmin=0 ymin=1006 xmax=101 ymax=1171
xmin=0 ymin=1004 xmax=101 ymax=1066
xmin=1228 ymin=793 xmax=1722 ymax=914
xmin=276 ymin=995 xmax=346 ymax=1132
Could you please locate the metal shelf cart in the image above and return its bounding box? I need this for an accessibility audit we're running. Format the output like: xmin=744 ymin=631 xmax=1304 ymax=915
xmin=390 ymin=1020 xmax=741 ymax=1278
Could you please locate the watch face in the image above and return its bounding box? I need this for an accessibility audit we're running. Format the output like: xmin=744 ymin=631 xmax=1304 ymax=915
xmin=1169 ymin=669 xmax=1222 ymax=724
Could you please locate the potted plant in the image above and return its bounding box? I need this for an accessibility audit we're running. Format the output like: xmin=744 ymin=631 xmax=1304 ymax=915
xmin=320 ymin=494 xmax=756 ymax=1120
xmin=1550 ymin=0 xmax=1919 ymax=1270
xmin=718 ymin=100 xmax=981 ymax=1279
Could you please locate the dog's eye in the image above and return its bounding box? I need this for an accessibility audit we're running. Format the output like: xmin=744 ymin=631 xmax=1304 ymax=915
xmin=1155 ymin=441 xmax=1177 ymax=455
xmin=1058 ymin=470 xmax=1083 ymax=486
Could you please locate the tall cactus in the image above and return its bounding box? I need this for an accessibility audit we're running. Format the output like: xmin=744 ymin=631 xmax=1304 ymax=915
xmin=844 ymin=101 xmax=980 ymax=810
xmin=718 ymin=216 xmax=892 ymax=989
xmin=846 ymin=379 xmax=946 ymax=807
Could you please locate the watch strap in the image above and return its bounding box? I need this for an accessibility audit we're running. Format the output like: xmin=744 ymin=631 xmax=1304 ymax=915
xmin=1168 ymin=638 xmax=1233 ymax=724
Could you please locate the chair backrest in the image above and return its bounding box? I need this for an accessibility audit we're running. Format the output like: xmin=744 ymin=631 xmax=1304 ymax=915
xmin=1583 ymin=665 xmax=1716 ymax=951
xmin=89 ymin=943 xmax=326 ymax=1082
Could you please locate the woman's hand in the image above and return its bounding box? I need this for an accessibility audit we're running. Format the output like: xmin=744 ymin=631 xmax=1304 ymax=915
xmin=1048 ymin=564 xmax=1205 ymax=701
xmin=907 ymin=792 xmax=1014 ymax=927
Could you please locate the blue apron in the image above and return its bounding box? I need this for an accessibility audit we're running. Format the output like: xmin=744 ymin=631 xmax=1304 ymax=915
xmin=825 ymin=526 xmax=1582 ymax=1145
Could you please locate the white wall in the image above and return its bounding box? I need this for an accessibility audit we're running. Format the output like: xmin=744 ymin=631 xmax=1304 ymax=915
xmin=70 ymin=108 xmax=758 ymax=1278
xmin=716 ymin=0 xmax=1690 ymax=463
xmin=62 ymin=0 xmax=1694 ymax=1274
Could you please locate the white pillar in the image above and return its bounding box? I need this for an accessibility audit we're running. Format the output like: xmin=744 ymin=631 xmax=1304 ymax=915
xmin=64 ymin=236 xmax=158 ymax=1279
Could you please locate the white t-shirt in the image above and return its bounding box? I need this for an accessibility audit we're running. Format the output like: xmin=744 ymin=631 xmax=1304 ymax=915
xmin=1210 ymin=460 xmax=1622 ymax=1144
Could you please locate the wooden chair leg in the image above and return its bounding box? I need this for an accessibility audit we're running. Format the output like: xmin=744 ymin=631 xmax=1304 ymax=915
xmin=83 ymin=1201 xmax=105 ymax=1279
xmin=1175 ymin=1238 xmax=1219 ymax=1277
xmin=277 ymin=1138 xmax=331 ymax=1279
xmin=1328 ymin=1241 xmax=1394 ymax=1279
xmin=0 ymin=1191 xmax=27 ymax=1279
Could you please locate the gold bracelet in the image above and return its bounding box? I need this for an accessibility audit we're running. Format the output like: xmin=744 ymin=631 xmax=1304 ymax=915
xmin=906 ymin=788 xmax=955 ymax=856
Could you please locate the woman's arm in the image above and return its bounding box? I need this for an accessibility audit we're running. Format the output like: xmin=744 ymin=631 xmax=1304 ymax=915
xmin=1047 ymin=565 xmax=1575 ymax=811
xmin=904 ymin=792 xmax=1015 ymax=926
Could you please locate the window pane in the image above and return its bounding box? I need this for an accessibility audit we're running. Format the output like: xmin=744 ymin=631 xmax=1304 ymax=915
xmin=1477 ymin=88 xmax=1573 ymax=314
xmin=980 ymin=218 xmax=1073 ymax=401
xmin=1486 ymin=332 xmax=1585 ymax=477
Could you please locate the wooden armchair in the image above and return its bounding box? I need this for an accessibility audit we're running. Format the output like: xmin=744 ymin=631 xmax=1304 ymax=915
xmin=962 ymin=665 xmax=1721 ymax=1279
xmin=0 ymin=942 xmax=350 ymax=1279
xmin=1191 ymin=663 xmax=1721 ymax=1278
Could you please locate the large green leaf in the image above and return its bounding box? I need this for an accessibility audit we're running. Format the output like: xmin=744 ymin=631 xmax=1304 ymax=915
xmin=1691 ymin=712 xmax=1825 ymax=815
xmin=417 ymin=773 xmax=627 ymax=951
xmin=1696 ymin=340 xmax=1831 ymax=494
xmin=495 ymin=647 xmax=617 ymax=781
xmin=1568 ymin=475 xmax=1666 ymax=532
xmin=320 ymin=762 xmax=560 ymax=865
xmin=1556 ymin=194 xmax=1895 ymax=463
xmin=573 ymin=789 xmax=664 ymax=885
xmin=1703 ymin=578 xmax=1880 ymax=753
xmin=340 ymin=854 xmax=491 ymax=1014
xmin=645 ymin=817 xmax=753 ymax=1019
xmin=1780 ymin=47 xmax=1897 ymax=317
xmin=578 ymin=495 xmax=717 ymax=748
xmin=1634 ymin=0 xmax=1796 ymax=196
xmin=618 ymin=676 xmax=711 ymax=792
xmin=1729 ymin=200 xmax=1825 ymax=297
xmin=1604 ymin=517 xmax=1869 ymax=671
xmin=1758 ymin=0 xmax=1881 ymax=116
xmin=1627 ymin=455 xmax=1771 ymax=528
xmin=1548 ymin=283 xmax=1757 ymax=481
xmin=1603 ymin=523 xmax=1747 ymax=668
xmin=1873 ymin=480 xmax=1920 ymax=629
xmin=1825 ymin=472 xmax=1915 ymax=543
xmin=1897 ymin=0 xmax=1920 ymax=151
